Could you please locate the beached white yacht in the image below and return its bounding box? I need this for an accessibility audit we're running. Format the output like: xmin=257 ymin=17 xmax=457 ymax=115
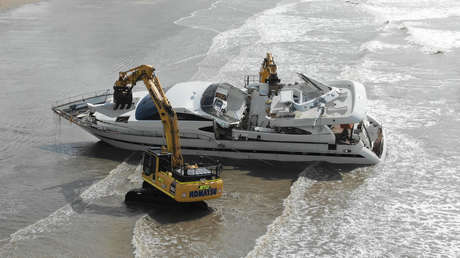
xmin=52 ymin=55 xmax=385 ymax=164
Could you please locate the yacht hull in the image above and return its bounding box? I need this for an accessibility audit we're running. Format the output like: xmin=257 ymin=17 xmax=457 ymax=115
xmin=82 ymin=124 xmax=384 ymax=165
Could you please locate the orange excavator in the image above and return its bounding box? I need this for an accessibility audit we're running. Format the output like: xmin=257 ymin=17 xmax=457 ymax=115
xmin=115 ymin=65 xmax=223 ymax=208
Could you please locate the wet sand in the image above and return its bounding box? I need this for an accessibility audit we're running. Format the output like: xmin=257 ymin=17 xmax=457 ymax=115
xmin=0 ymin=0 xmax=38 ymax=10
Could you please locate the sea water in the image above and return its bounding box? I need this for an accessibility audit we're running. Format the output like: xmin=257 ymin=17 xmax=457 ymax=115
xmin=0 ymin=0 xmax=459 ymax=256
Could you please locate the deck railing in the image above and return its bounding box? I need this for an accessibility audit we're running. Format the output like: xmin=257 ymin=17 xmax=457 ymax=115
xmin=244 ymin=75 xmax=259 ymax=87
xmin=52 ymin=89 xmax=112 ymax=109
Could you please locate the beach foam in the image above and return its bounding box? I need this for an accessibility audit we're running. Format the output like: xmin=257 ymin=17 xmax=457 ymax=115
xmin=361 ymin=0 xmax=460 ymax=22
xmin=132 ymin=216 xmax=160 ymax=258
xmin=80 ymin=156 xmax=136 ymax=201
xmin=360 ymin=40 xmax=406 ymax=52
xmin=360 ymin=0 xmax=460 ymax=54
xmin=248 ymin=107 xmax=458 ymax=256
xmin=405 ymin=26 xmax=460 ymax=53
xmin=247 ymin=164 xmax=317 ymax=257
xmin=193 ymin=0 xmax=366 ymax=85
xmin=340 ymin=58 xmax=415 ymax=83
xmin=173 ymin=0 xmax=223 ymax=33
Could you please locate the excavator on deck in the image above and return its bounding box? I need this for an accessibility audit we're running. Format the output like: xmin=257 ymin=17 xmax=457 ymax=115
xmin=259 ymin=52 xmax=280 ymax=85
xmin=114 ymin=65 xmax=223 ymax=208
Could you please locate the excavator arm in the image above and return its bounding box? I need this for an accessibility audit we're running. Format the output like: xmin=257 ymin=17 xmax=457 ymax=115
xmin=114 ymin=65 xmax=183 ymax=168
xmin=259 ymin=52 xmax=280 ymax=85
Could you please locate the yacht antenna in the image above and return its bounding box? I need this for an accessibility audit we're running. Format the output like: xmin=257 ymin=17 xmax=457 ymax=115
xmin=297 ymin=73 xmax=324 ymax=92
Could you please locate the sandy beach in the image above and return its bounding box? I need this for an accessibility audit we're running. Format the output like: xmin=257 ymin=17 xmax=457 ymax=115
xmin=0 ymin=0 xmax=38 ymax=10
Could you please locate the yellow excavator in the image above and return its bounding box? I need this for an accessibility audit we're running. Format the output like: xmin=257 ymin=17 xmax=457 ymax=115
xmin=259 ymin=52 xmax=281 ymax=94
xmin=259 ymin=52 xmax=280 ymax=85
xmin=115 ymin=65 xmax=223 ymax=208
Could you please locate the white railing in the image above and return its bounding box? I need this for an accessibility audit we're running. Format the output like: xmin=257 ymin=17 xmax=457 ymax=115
xmin=244 ymin=75 xmax=258 ymax=87
xmin=53 ymin=89 xmax=112 ymax=108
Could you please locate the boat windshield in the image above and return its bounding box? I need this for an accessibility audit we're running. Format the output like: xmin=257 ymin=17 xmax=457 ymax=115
xmin=135 ymin=95 xmax=160 ymax=120
xmin=200 ymin=83 xmax=247 ymax=123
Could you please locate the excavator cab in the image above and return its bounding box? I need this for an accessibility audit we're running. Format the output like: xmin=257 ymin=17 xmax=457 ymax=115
xmin=140 ymin=148 xmax=223 ymax=203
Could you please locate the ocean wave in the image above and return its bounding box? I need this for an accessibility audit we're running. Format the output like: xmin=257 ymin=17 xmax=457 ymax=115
xmin=247 ymin=164 xmax=317 ymax=257
xmin=173 ymin=0 xmax=223 ymax=33
xmin=0 ymin=154 xmax=137 ymax=251
xmin=360 ymin=40 xmax=406 ymax=52
xmin=359 ymin=0 xmax=460 ymax=53
xmin=80 ymin=156 xmax=137 ymax=201
xmin=193 ymin=0 xmax=366 ymax=85
xmin=131 ymin=215 xmax=217 ymax=258
xmin=361 ymin=0 xmax=460 ymax=22
xmin=368 ymin=99 xmax=441 ymax=130
xmin=132 ymin=216 xmax=158 ymax=258
xmin=340 ymin=59 xmax=415 ymax=83
xmin=248 ymin=127 xmax=459 ymax=257
xmin=9 ymin=205 xmax=76 ymax=243
xmin=405 ymin=26 xmax=460 ymax=53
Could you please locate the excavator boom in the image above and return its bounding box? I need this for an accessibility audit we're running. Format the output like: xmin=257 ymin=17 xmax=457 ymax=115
xmin=114 ymin=65 xmax=183 ymax=168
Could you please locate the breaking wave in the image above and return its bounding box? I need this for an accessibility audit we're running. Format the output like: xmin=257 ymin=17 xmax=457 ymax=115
xmin=248 ymin=94 xmax=459 ymax=256
xmin=360 ymin=0 xmax=460 ymax=22
xmin=359 ymin=0 xmax=460 ymax=53
xmin=340 ymin=58 xmax=415 ymax=84
xmin=246 ymin=164 xmax=317 ymax=257
xmin=405 ymin=26 xmax=460 ymax=53
xmin=173 ymin=0 xmax=223 ymax=34
xmin=360 ymin=40 xmax=406 ymax=53
xmin=192 ymin=0 xmax=366 ymax=85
